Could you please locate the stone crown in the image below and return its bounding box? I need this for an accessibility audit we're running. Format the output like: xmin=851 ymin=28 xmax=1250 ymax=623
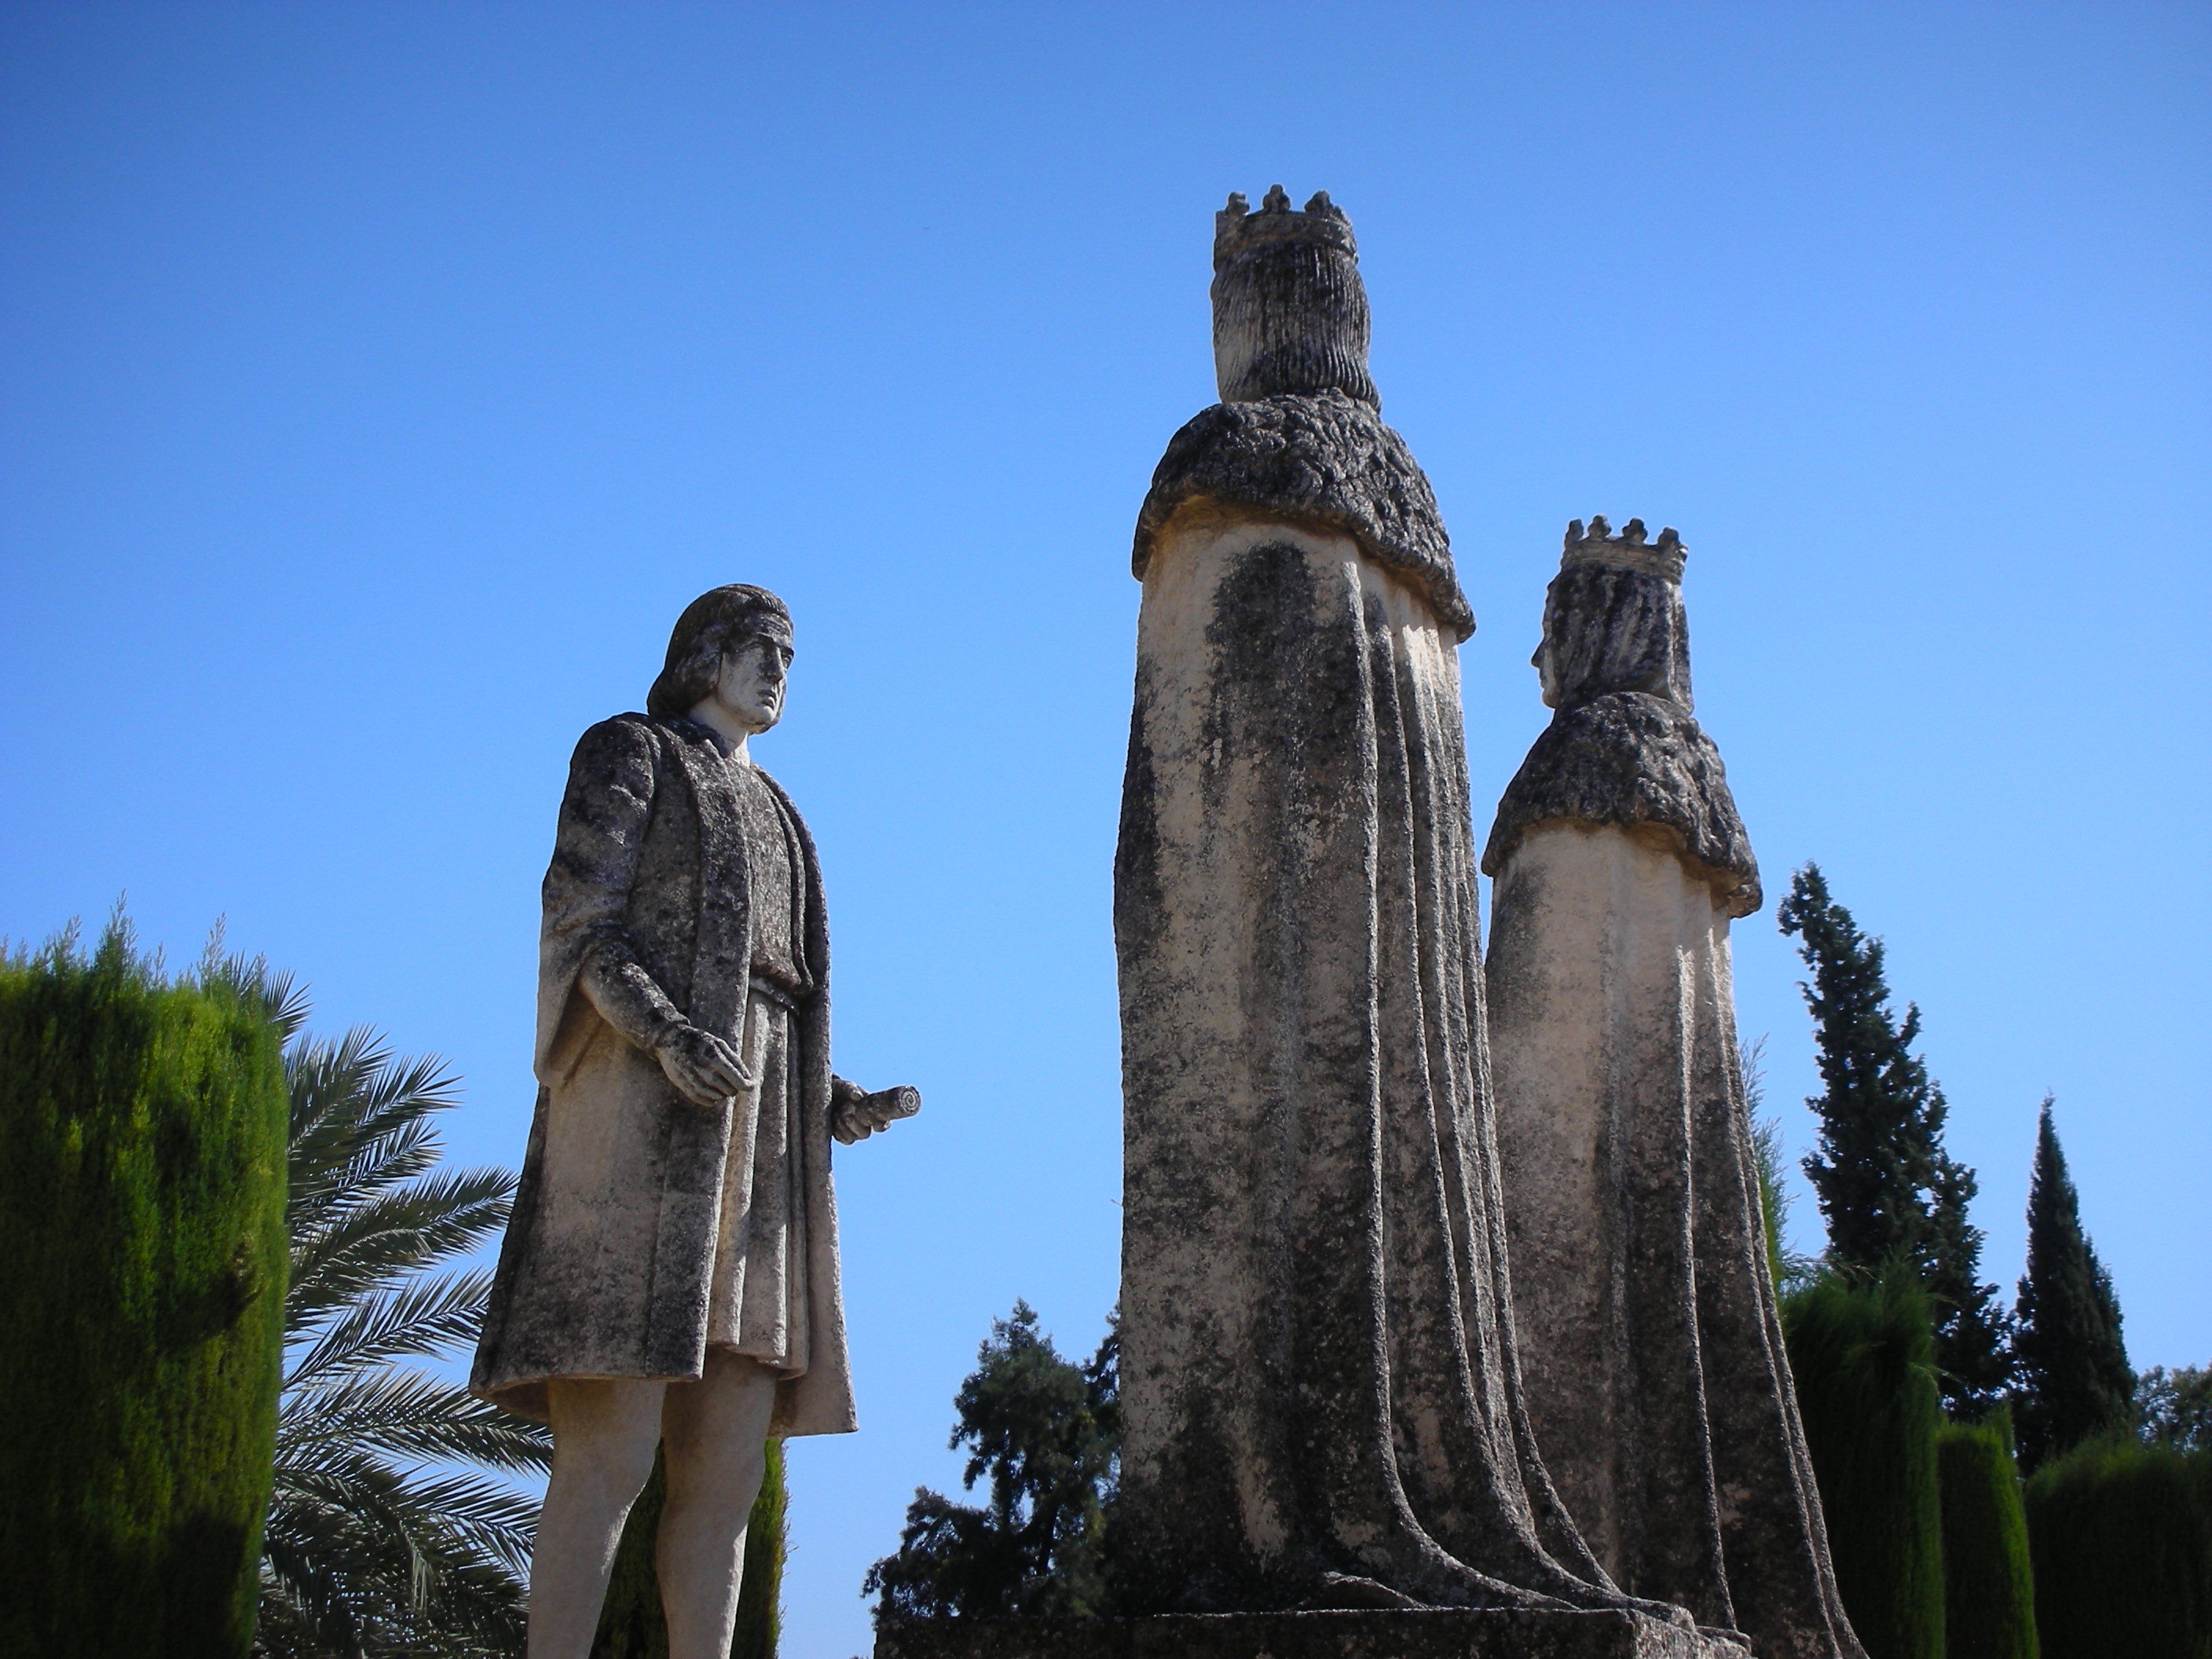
xmin=1561 ymin=516 xmax=1686 ymax=582
xmin=1214 ymin=185 xmax=1357 ymax=271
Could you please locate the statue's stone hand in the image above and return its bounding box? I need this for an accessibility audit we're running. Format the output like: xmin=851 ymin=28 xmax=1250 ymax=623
xmin=654 ymin=1024 xmax=753 ymax=1110
xmin=830 ymin=1076 xmax=921 ymax=1144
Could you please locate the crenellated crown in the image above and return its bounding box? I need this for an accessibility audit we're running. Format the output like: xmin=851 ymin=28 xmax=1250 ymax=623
xmin=1561 ymin=515 xmax=1686 ymax=583
xmin=1210 ymin=185 xmax=1377 ymax=409
xmin=1213 ymin=185 xmax=1357 ymax=270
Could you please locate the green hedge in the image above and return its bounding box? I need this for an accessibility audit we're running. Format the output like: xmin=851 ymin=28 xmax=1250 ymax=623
xmin=2025 ymin=1439 xmax=2211 ymax=1659
xmin=1783 ymin=1271 xmax=1946 ymax=1659
xmin=592 ymin=1437 xmax=788 ymax=1658
xmin=1938 ymin=1411 xmax=2038 ymax=1659
xmin=0 ymin=926 xmax=288 ymax=1659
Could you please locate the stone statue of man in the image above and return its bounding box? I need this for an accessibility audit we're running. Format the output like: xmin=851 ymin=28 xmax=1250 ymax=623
xmin=471 ymin=584 xmax=917 ymax=1659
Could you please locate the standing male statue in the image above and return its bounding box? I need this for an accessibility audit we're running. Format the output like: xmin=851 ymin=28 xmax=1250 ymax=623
xmin=472 ymin=584 xmax=918 ymax=1659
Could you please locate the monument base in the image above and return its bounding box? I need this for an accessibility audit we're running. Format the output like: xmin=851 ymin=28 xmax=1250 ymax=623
xmin=875 ymin=1608 xmax=1751 ymax=1659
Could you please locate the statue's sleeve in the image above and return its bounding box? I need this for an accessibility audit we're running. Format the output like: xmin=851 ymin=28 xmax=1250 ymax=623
xmin=535 ymin=716 xmax=686 ymax=1079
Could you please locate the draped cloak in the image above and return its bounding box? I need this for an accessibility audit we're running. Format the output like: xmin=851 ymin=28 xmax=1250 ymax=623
xmin=1113 ymin=394 xmax=1679 ymax=1621
xmin=470 ymin=712 xmax=855 ymax=1439
xmin=1485 ymin=648 xmax=1863 ymax=1654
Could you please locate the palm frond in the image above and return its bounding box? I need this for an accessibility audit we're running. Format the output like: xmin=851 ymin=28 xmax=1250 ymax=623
xmin=287 ymin=1170 xmax=514 ymax=1330
xmin=287 ymin=1029 xmax=461 ymax=1221
xmin=286 ymin=1270 xmax=500 ymax=1388
xmin=258 ymin=1003 xmax=548 ymax=1659
xmin=280 ymin=1365 xmax=550 ymax=1475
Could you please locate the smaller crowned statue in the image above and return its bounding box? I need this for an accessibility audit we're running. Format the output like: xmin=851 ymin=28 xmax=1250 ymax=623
xmin=1484 ymin=522 xmax=1863 ymax=1659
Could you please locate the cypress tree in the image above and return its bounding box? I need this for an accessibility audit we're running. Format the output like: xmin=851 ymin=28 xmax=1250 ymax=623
xmin=0 ymin=918 xmax=289 ymax=1659
xmin=1936 ymin=1409 xmax=2038 ymax=1659
xmin=2009 ymin=1100 xmax=2132 ymax=1470
xmin=1782 ymin=1269 xmax=1947 ymax=1659
xmin=1777 ymin=864 xmax=2009 ymax=1412
xmin=591 ymin=1440 xmax=789 ymax=1657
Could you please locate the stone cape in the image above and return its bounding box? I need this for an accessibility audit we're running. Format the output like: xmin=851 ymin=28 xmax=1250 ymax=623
xmin=469 ymin=711 xmax=855 ymax=1439
xmin=1132 ymin=388 xmax=1474 ymax=643
xmin=876 ymin=1610 xmax=1752 ymax=1659
xmin=1481 ymin=691 xmax=1758 ymax=914
xmin=1484 ymin=584 xmax=1862 ymax=1658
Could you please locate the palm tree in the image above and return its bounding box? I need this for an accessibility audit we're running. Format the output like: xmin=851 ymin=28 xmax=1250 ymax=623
xmin=248 ymin=971 xmax=550 ymax=1657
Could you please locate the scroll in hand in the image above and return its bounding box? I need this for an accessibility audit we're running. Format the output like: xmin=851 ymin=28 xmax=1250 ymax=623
xmin=832 ymin=1077 xmax=921 ymax=1144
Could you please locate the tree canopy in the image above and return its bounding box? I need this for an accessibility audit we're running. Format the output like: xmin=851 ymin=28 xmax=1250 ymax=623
xmin=864 ymin=1302 xmax=1119 ymax=1624
xmin=1776 ymin=863 xmax=2009 ymax=1411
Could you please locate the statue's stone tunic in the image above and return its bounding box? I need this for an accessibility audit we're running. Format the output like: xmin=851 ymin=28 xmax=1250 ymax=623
xmin=1485 ymin=529 xmax=1862 ymax=1659
xmin=471 ymin=712 xmax=855 ymax=1438
xmin=704 ymin=763 xmax=815 ymax=1373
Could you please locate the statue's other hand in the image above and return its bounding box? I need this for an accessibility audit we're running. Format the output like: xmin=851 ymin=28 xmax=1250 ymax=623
xmin=654 ymin=1024 xmax=753 ymax=1111
xmin=831 ymin=1078 xmax=921 ymax=1144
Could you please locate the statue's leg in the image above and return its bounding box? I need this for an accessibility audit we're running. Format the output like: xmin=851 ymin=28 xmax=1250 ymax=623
xmin=657 ymin=1350 xmax=779 ymax=1659
xmin=529 ymin=1376 xmax=667 ymax=1659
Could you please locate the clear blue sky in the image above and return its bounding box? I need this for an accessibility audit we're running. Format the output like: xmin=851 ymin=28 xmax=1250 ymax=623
xmin=3 ymin=5 xmax=2205 ymax=1654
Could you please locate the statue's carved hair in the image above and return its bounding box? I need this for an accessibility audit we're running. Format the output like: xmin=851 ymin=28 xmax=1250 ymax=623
xmin=647 ymin=584 xmax=793 ymax=718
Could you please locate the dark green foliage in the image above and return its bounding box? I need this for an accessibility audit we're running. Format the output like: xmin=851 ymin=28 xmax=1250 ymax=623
xmin=0 ymin=917 xmax=289 ymax=1659
xmin=731 ymin=1437 xmax=789 ymax=1659
xmin=257 ymin=1010 xmax=550 ymax=1655
xmin=1937 ymin=1410 xmax=2038 ymax=1659
xmin=866 ymin=1302 xmax=1119 ymax=1623
xmin=1782 ymin=1269 xmax=1946 ymax=1659
xmin=2139 ymin=1364 xmax=2212 ymax=1453
xmin=2024 ymin=1439 xmax=2212 ymax=1659
xmin=2009 ymin=1100 xmax=2133 ymax=1473
xmin=590 ymin=1439 xmax=789 ymax=1658
xmin=1778 ymin=864 xmax=2010 ymax=1412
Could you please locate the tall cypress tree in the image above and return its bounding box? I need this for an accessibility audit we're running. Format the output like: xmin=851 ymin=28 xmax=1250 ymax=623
xmin=1776 ymin=863 xmax=2009 ymax=1410
xmin=2010 ymin=1098 xmax=2132 ymax=1470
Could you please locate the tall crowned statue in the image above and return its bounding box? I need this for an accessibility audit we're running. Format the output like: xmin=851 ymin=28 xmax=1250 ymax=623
xmin=1483 ymin=522 xmax=1864 ymax=1659
xmin=1111 ymin=189 xmax=1692 ymax=1624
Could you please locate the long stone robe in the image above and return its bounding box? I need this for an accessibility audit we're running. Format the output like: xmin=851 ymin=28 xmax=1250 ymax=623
xmin=471 ymin=712 xmax=855 ymax=1438
xmin=1485 ymin=584 xmax=1862 ymax=1657
xmin=1115 ymin=394 xmax=1665 ymax=1619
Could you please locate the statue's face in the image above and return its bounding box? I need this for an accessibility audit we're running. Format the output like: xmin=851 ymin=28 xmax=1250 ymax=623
xmin=1531 ymin=608 xmax=1562 ymax=709
xmin=709 ymin=632 xmax=794 ymax=734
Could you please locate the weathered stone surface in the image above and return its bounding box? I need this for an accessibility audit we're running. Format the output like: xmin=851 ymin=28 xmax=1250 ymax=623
xmin=471 ymin=585 xmax=918 ymax=1654
xmin=471 ymin=684 xmax=854 ymax=1434
xmin=877 ymin=1608 xmax=1751 ymax=1659
xmin=1112 ymin=195 xmax=1681 ymax=1625
xmin=1133 ymin=390 xmax=1473 ymax=642
xmin=1485 ymin=533 xmax=1862 ymax=1659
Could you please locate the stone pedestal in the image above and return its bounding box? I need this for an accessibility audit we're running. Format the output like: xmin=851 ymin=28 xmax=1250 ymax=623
xmin=876 ymin=1609 xmax=1751 ymax=1659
